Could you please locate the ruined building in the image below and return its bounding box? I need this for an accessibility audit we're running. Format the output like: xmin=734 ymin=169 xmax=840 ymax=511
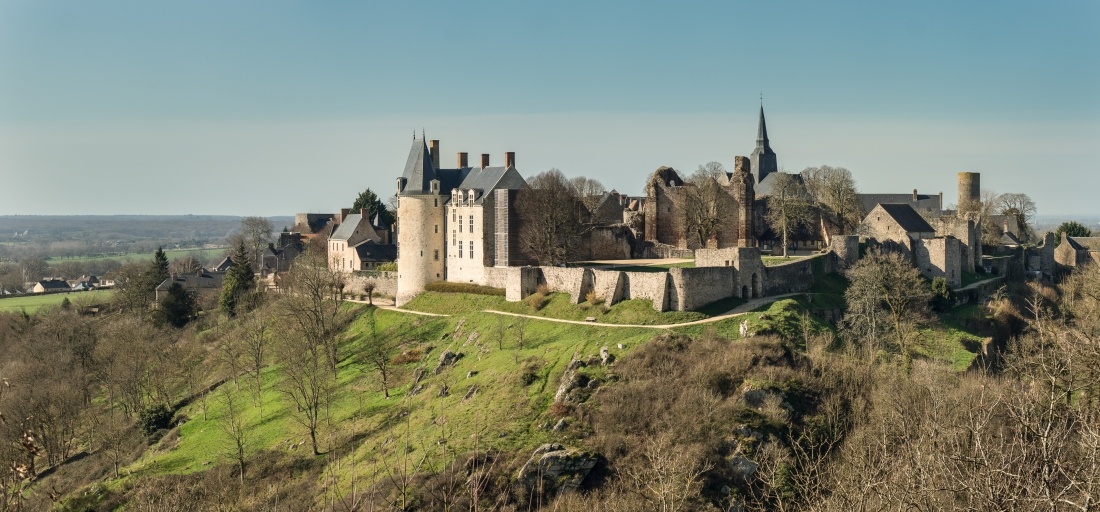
xmin=642 ymin=156 xmax=756 ymax=251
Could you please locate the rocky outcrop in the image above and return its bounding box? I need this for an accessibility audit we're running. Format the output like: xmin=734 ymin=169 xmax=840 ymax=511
xmin=434 ymin=350 xmax=463 ymax=374
xmin=516 ymin=443 xmax=599 ymax=495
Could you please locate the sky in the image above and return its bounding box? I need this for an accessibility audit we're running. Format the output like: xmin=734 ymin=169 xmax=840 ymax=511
xmin=1 ymin=0 xmax=1097 ymax=217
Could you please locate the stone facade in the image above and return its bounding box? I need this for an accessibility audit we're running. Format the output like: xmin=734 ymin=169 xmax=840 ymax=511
xmin=642 ymin=161 xmax=756 ymax=251
xmin=1055 ymin=233 xmax=1100 ymax=271
xmin=913 ymin=237 xmax=962 ymax=287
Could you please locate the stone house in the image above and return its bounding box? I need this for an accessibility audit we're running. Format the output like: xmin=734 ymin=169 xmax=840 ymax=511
xmin=860 ymin=203 xmax=963 ymax=287
xmin=328 ymin=211 xmax=393 ymax=272
xmin=1055 ymin=233 xmax=1100 ymax=270
xmin=155 ymin=270 xmax=224 ymax=303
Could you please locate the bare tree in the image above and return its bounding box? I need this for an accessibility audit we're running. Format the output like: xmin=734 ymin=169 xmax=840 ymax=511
xmin=281 ymin=244 xmax=347 ymax=375
xmin=517 ymin=169 xmax=585 ymax=265
xmin=693 ymin=161 xmax=728 ymax=182
xmin=763 ymin=174 xmax=814 ymax=257
xmin=801 ymin=165 xmax=862 ymax=235
xmin=681 ymin=175 xmax=730 ymax=248
xmin=226 ymin=216 xmax=274 ymax=272
xmin=569 ymin=176 xmax=607 ymax=217
xmin=216 ymin=385 xmax=250 ymax=485
xmin=239 ymin=311 xmax=270 ymax=417
xmin=273 ymin=317 xmax=331 ymax=456
xmin=357 ymin=309 xmax=398 ymax=398
xmin=842 ymin=249 xmax=931 ymax=367
xmin=996 ymin=192 xmax=1037 ymax=242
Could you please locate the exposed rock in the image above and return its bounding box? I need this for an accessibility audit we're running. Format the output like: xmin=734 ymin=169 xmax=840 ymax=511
xmin=586 ymin=379 xmax=601 ymax=389
xmin=434 ymin=350 xmax=463 ymax=374
xmin=463 ymin=385 xmax=479 ymax=400
xmin=567 ymin=359 xmax=587 ymax=371
xmin=409 ymin=384 xmax=424 ymax=396
xmin=463 ymin=331 xmax=480 ymax=347
xmin=437 ymin=385 xmax=450 ymax=398
xmin=616 ymin=343 xmax=624 ymax=349
xmin=552 ymin=418 xmax=568 ymax=431
xmin=516 ymin=444 xmax=599 ymax=496
xmin=599 ymin=346 xmax=615 ymax=365
xmin=553 ymin=369 xmax=589 ymax=403
xmin=466 ymin=370 xmax=478 ymax=379
xmin=411 ymin=368 xmax=426 ymax=386
xmin=729 ymin=456 xmax=758 ymax=479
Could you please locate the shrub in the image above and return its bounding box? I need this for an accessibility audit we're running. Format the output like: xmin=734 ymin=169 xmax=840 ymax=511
xmin=518 ymin=362 xmax=540 ymax=386
xmin=548 ymin=401 xmax=573 ymax=417
xmin=390 ymin=348 xmax=423 ymax=364
xmin=424 ymin=281 xmax=505 ymax=296
xmin=140 ymin=404 xmax=174 ymax=436
xmin=931 ymin=277 xmax=954 ymax=312
xmin=376 ymin=262 xmax=397 ymax=272
xmin=536 ymin=284 xmax=550 ymax=295
xmin=525 ymin=292 xmax=548 ymax=310
xmin=586 ymin=291 xmax=604 ymax=306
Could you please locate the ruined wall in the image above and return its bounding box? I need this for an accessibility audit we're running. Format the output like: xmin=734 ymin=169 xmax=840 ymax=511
xmin=539 ymin=267 xmax=587 ymax=303
xmin=695 ymin=247 xmax=742 ymax=268
xmin=830 ymin=235 xmax=859 ymax=270
xmin=913 ymin=237 xmax=962 ymax=288
xmin=762 ymin=254 xmax=829 ymax=296
xmin=584 ymin=225 xmax=635 ymax=260
xmin=668 ymin=267 xmax=736 ymax=311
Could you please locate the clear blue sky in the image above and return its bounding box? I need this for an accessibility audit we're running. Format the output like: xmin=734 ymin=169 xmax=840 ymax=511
xmin=1 ymin=0 xmax=1097 ymax=216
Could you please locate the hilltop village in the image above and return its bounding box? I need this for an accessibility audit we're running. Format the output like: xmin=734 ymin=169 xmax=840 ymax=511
xmin=284 ymin=106 xmax=1061 ymax=310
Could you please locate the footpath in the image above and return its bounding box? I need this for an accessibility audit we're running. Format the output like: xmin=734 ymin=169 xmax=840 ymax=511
xmin=345 ymin=293 xmax=801 ymax=329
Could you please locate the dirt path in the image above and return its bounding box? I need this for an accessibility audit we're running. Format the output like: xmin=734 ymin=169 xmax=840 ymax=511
xmin=349 ymin=293 xmax=801 ymax=329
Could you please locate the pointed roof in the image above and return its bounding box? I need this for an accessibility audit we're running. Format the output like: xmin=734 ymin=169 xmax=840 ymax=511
xmin=399 ymin=137 xmax=437 ymax=195
xmin=756 ymin=105 xmax=770 ymax=146
xmin=876 ymin=203 xmax=935 ymax=233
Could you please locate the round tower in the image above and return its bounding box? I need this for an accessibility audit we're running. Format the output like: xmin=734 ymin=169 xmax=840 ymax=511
xmin=395 ymin=188 xmax=446 ymax=307
xmin=957 ymin=172 xmax=980 ymax=214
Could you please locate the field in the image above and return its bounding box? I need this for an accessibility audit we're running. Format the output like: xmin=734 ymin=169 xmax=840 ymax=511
xmin=0 ymin=289 xmax=114 ymax=313
xmin=47 ymin=247 xmax=221 ymax=264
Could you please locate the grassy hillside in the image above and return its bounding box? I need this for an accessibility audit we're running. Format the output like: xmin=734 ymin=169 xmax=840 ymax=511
xmin=44 ymin=280 xmax=990 ymax=510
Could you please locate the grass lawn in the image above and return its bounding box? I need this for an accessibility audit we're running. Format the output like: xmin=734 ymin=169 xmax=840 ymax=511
xmin=761 ymin=255 xmax=807 ymax=266
xmin=47 ymin=248 xmax=216 ymax=264
xmin=0 ymin=289 xmax=114 ymax=313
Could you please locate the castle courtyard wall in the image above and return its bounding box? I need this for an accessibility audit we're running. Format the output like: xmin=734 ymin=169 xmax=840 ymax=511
xmin=668 ymin=267 xmax=736 ymax=311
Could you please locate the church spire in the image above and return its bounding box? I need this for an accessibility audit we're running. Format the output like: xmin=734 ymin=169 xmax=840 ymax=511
xmin=756 ymin=104 xmax=770 ymax=147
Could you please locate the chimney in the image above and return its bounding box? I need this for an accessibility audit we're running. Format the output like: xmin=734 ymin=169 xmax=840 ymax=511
xmin=457 ymin=152 xmax=468 ymax=168
xmin=505 ymin=152 xmax=516 ymax=168
xmin=912 ymin=189 xmax=918 ymax=201
xmin=339 ymin=208 xmax=350 ymax=222
xmin=481 ymin=153 xmax=490 ymax=168
xmin=939 ymin=192 xmax=944 ymax=208
xmin=429 ymin=140 xmax=440 ymax=168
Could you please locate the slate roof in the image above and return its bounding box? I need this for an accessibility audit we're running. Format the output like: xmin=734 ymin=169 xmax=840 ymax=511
xmin=399 ymin=138 xmax=438 ymax=195
xmin=1001 ymin=231 xmax=1022 ymax=246
xmin=1066 ymin=236 xmax=1100 ymax=251
xmin=36 ymin=279 xmax=71 ymax=291
xmin=213 ymin=256 xmax=234 ymax=272
xmin=156 ymin=271 xmax=224 ymax=291
xmin=877 ymin=203 xmax=935 ymax=233
xmin=857 ymin=193 xmax=941 ymax=214
xmin=330 ymin=214 xmax=364 ymax=241
xmin=353 ymin=242 xmax=397 ymax=262
xmin=754 ymin=172 xmax=804 ymax=197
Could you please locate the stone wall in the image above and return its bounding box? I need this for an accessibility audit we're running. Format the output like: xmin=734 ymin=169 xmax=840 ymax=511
xmin=539 ymin=267 xmax=587 ymax=303
xmin=913 ymin=237 xmax=962 ymax=287
xmin=346 ymin=272 xmax=398 ymax=298
xmin=584 ymin=225 xmax=635 ymax=260
xmin=590 ymin=269 xmax=626 ymax=305
xmin=763 ymin=254 xmax=829 ymax=296
xmin=668 ymin=267 xmax=736 ymax=311
xmin=830 ymin=235 xmax=859 ymax=270
xmin=621 ymin=271 xmax=670 ymax=311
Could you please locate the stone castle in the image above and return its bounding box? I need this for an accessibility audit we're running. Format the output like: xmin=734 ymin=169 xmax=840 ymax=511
xmin=352 ymin=107 xmax=1046 ymax=309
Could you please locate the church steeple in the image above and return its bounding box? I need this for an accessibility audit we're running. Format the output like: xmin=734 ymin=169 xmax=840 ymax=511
xmin=749 ymin=103 xmax=778 ymax=184
xmin=756 ymin=104 xmax=769 ymax=146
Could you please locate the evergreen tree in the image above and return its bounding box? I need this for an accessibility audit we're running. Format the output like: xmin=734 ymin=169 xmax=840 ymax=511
xmin=349 ymin=188 xmax=395 ymax=227
xmin=159 ymin=282 xmax=196 ymax=328
xmin=1053 ymin=221 xmax=1091 ymax=246
xmin=220 ymin=242 xmax=256 ymax=317
xmin=151 ymin=247 xmax=170 ymax=284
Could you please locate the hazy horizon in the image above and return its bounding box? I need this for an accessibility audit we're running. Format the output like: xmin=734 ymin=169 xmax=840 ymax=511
xmin=2 ymin=1 xmax=1097 ymax=216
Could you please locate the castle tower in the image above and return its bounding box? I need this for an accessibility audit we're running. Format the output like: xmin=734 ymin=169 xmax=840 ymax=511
xmin=957 ymin=172 xmax=980 ymax=215
xmin=395 ymin=137 xmax=446 ymax=306
xmin=749 ymin=105 xmax=778 ymax=184
xmin=731 ymin=156 xmax=756 ymax=247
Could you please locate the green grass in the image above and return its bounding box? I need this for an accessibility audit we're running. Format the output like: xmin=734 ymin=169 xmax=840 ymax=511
xmin=0 ymin=289 xmax=114 ymax=313
xmin=960 ymin=272 xmax=1002 ymax=288
xmin=47 ymin=248 xmax=215 ymax=264
xmin=647 ymin=261 xmax=695 ymax=269
xmin=127 ymin=305 xmax=662 ymax=501
xmin=912 ymin=324 xmax=983 ymax=371
xmin=405 ymin=291 xmax=717 ymax=325
xmin=762 ymin=255 xmax=807 ymax=266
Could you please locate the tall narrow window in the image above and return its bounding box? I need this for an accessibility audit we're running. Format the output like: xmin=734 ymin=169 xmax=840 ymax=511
xmin=470 ymin=245 xmax=474 ymax=259
xmin=459 ymin=216 xmax=463 ymax=233
xmin=452 ymin=232 xmax=456 ymax=246
xmin=459 ymin=241 xmax=463 ymax=258
xmin=434 ymin=249 xmax=439 ymax=261
xmin=469 ymin=215 xmax=474 ymax=234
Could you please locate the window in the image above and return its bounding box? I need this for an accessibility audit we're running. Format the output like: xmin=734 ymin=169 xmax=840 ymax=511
xmin=459 ymin=216 xmax=463 ymax=233
xmin=452 ymin=232 xmax=456 ymax=246
xmin=434 ymin=249 xmax=439 ymax=261
xmin=435 ymin=225 xmax=438 ymax=233
xmin=469 ymin=215 xmax=474 ymax=233
xmin=470 ymin=245 xmax=474 ymax=259
xmin=459 ymin=241 xmax=463 ymax=258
